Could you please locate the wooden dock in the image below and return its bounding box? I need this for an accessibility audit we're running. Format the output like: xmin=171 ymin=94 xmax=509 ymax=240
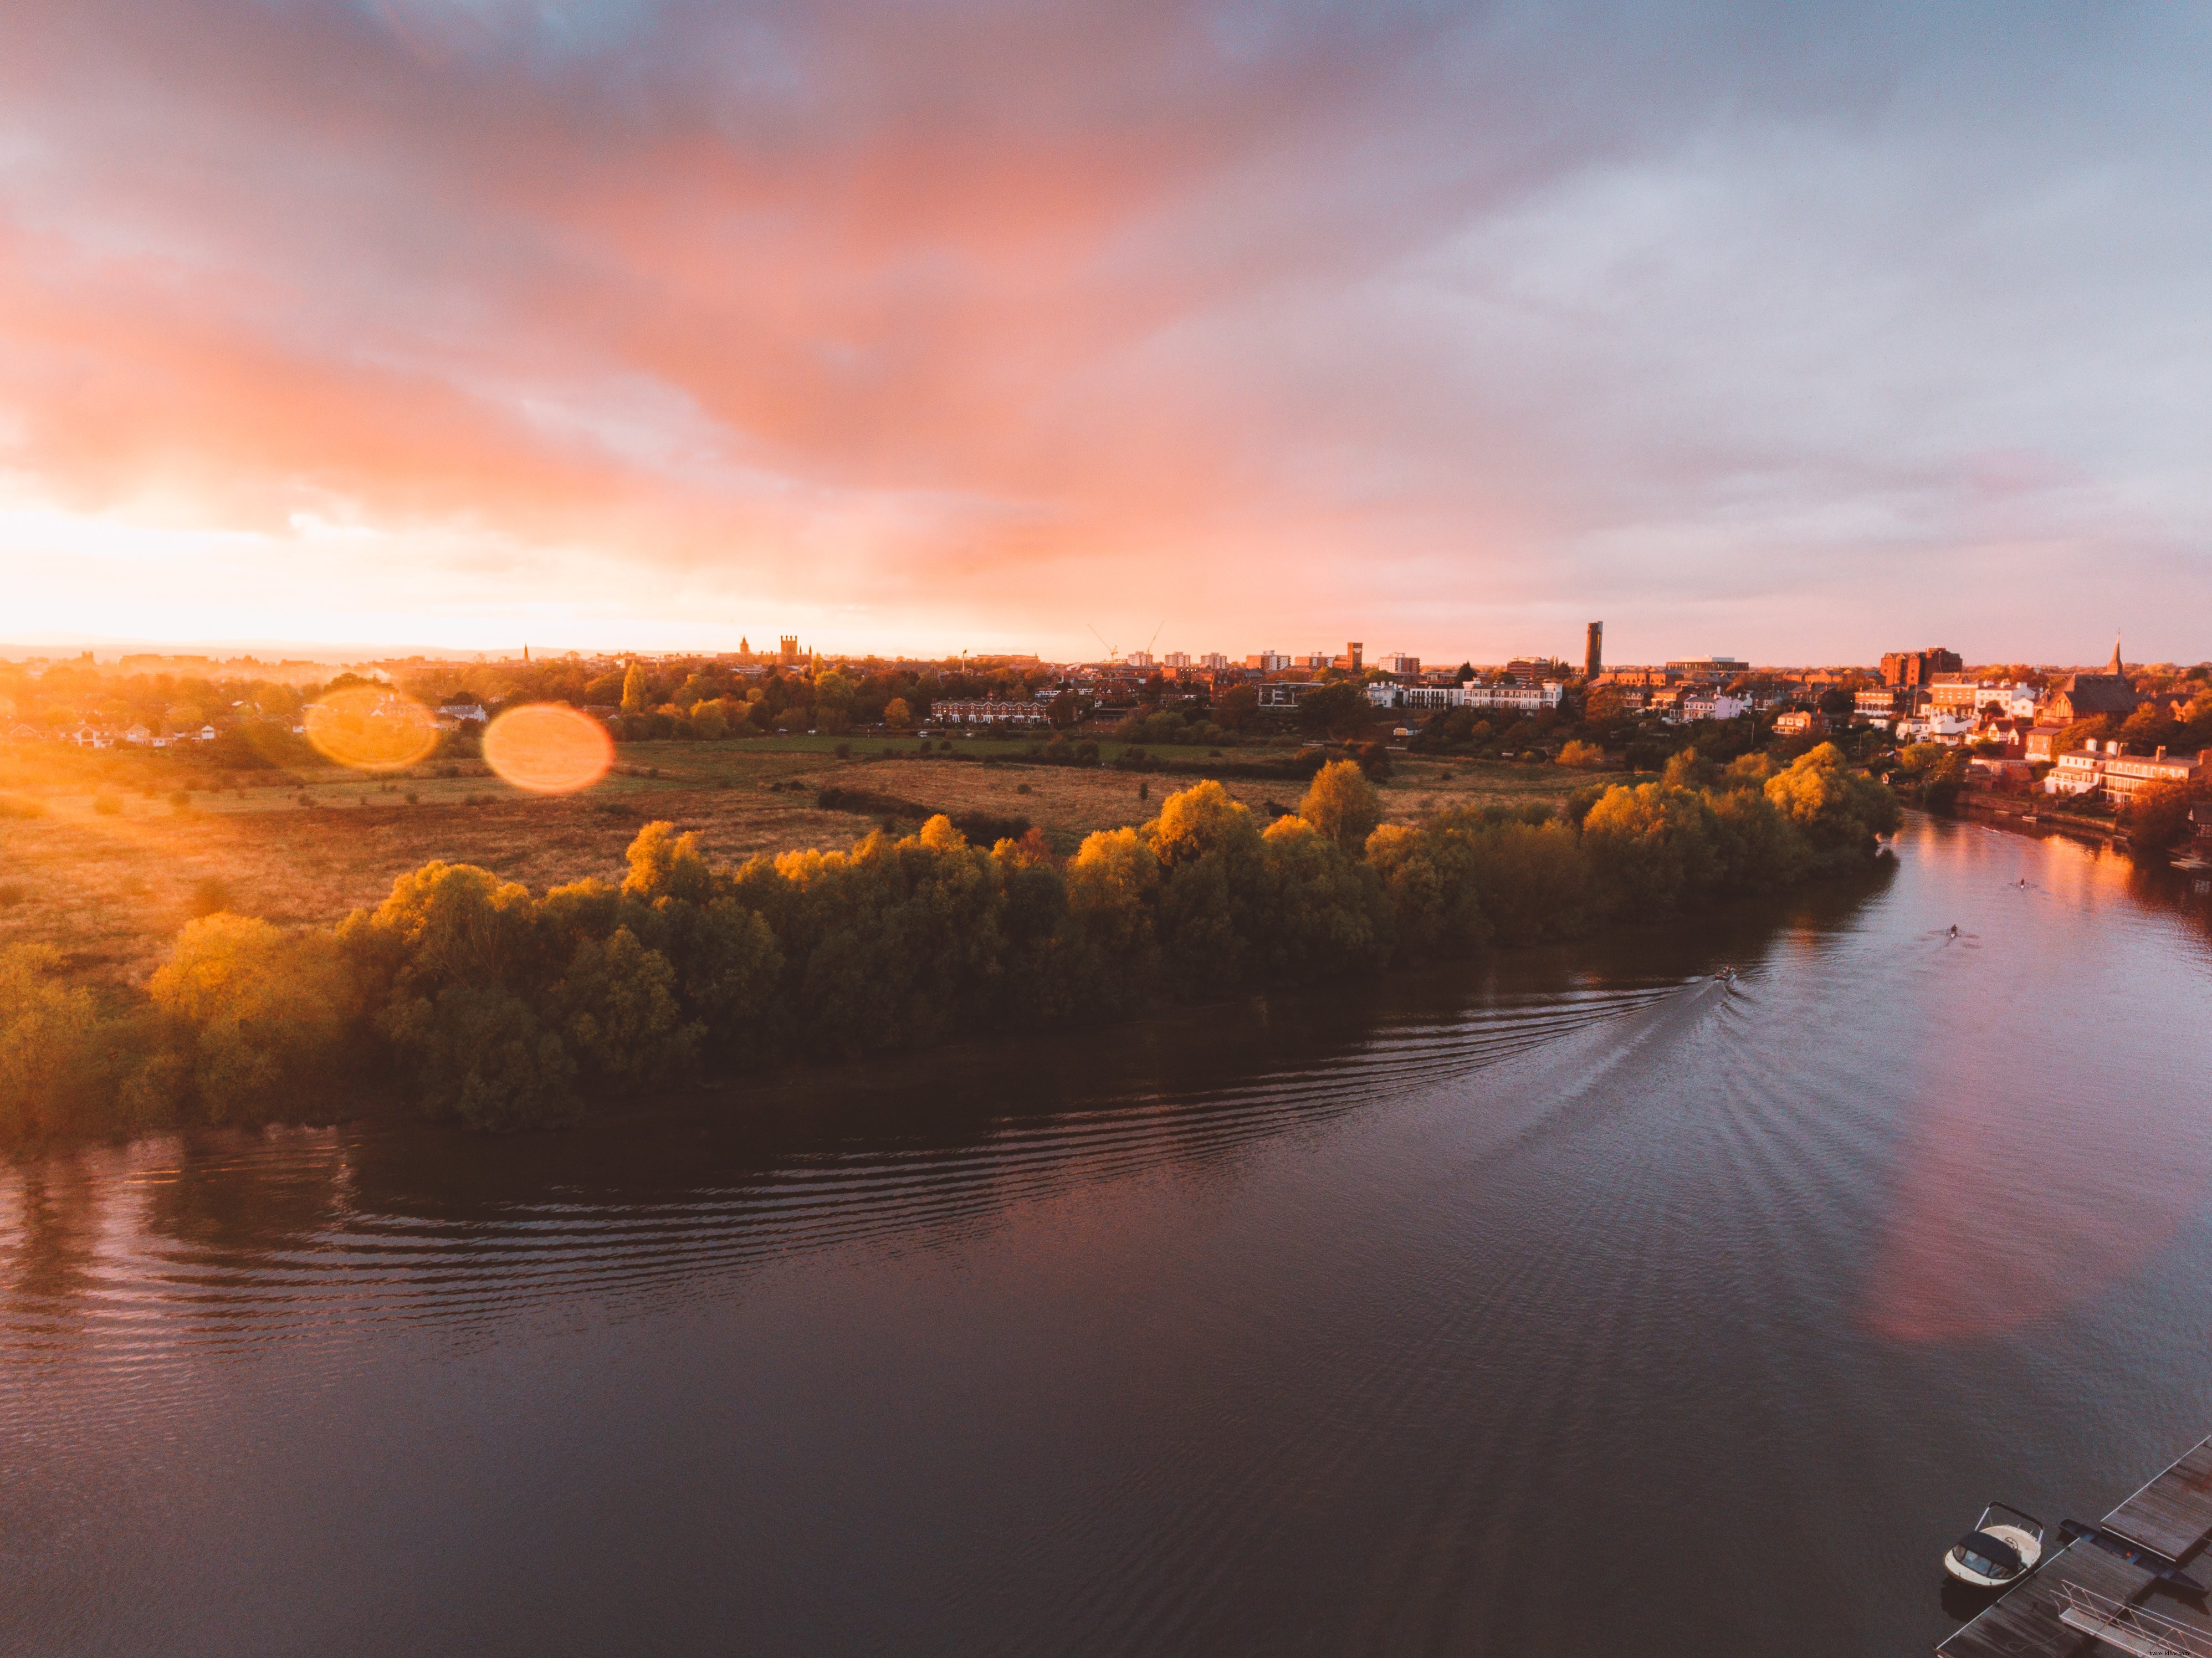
xmin=1937 ymin=1436 xmax=2212 ymax=1657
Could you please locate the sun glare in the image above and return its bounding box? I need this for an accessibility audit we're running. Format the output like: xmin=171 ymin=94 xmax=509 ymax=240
xmin=302 ymin=685 xmax=441 ymax=771
xmin=482 ymin=703 xmax=614 ymax=794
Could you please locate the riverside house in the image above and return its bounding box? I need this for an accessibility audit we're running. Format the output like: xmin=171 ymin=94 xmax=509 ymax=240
xmin=2045 ymin=740 xmax=2205 ymax=802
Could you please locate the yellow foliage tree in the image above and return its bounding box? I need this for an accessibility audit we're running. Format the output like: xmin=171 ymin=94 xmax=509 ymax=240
xmin=148 ymin=914 xmax=352 ymax=1123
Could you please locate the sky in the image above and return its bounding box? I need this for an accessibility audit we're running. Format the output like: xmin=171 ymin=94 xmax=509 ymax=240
xmin=2 ymin=1 xmax=2209 ymax=666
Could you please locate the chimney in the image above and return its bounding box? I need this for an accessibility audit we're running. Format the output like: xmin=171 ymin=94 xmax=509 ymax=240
xmin=2155 ymin=746 xmax=2168 ymax=761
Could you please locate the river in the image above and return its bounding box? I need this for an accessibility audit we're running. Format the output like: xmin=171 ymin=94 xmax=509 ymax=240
xmin=5 ymin=816 xmax=2212 ymax=1656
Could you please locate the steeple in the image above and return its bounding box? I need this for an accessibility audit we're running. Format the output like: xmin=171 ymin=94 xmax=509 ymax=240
xmin=2108 ymin=636 xmax=2124 ymax=677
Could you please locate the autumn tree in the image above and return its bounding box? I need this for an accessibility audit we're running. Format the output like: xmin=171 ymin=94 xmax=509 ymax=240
xmin=147 ymin=914 xmax=355 ymax=1123
xmin=1298 ymin=759 xmax=1381 ymax=853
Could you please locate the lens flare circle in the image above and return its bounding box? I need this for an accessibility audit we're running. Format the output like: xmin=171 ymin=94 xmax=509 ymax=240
xmin=303 ymin=685 xmax=440 ymax=772
xmin=483 ymin=703 xmax=613 ymax=794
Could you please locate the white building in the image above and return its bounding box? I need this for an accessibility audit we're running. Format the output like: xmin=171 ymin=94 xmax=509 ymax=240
xmin=1928 ymin=679 xmax=2038 ymax=720
xmin=2046 ymin=740 xmax=2204 ymax=801
xmin=1163 ymin=652 xmax=1191 ymax=670
xmin=1246 ymin=651 xmax=1291 ymax=672
xmin=1201 ymin=652 xmax=1230 ymax=671
xmin=1124 ymin=650 xmax=1155 ymax=669
xmin=1676 ymin=693 xmax=1750 ymax=723
xmin=1384 ymin=653 xmax=1421 ymax=676
xmin=1894 ymin=710 xmax=1979 ymax=745
xmin=1366 ymin=681 xmax=1564 ymax=713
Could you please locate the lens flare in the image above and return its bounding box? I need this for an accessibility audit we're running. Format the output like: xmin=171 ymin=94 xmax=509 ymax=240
xmin=483 ymin=703 xmax=613 ymax=794
xmin=303 ymin=685 xmax=440 ymax=771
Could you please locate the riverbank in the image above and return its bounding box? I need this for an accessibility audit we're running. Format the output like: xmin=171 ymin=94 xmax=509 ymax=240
xmin=1 ymin=748 xmax=1898 ymax=1148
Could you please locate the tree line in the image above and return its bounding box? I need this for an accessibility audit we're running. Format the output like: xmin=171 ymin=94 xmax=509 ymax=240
xmin=0 ymin=745 xmax=1898 ymax=1145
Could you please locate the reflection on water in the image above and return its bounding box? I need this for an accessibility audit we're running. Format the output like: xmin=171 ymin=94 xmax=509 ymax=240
xmin=4 ymin=819 xmax=2212 ymax=1658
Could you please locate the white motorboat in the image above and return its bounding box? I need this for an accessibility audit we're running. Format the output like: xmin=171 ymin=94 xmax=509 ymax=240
xmin=1943 ymin=1503 xmax=2045 ymax=1588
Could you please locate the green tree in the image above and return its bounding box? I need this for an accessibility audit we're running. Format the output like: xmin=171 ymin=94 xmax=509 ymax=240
xmin=0 ymin=944 xmax=146 ymax=1140
xmin=1298 ymin=682 xmax=1369 ymax=738
xmin=1212 ymin=684 xmax=1258 ymax=731
xmin=2124 ymin=780 xmax=2196 ymax=856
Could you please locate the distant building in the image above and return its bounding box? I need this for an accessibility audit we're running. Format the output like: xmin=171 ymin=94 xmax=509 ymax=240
xmin=1330 ymin=642 xmax=1365 ymax=672
xmin=1384 ymin=653 xmax=1421 ymax=676
xmin=1895 ymin=709 xmax=1978 ymax=745
xmin=1880 ymin=647 xmax=1963 ymax=689
xmin=1772 ymin=710 xmax=1828 ymax=737
xmin=1928 ymin=678 xmax=2037 ymax=720
xmin=1855 ymin=687 xmax=1909 ymax=723
xmin=1368 ymin=681 xmax=1563 ymax=713
xmin=1246 ymin=651 xmax=1291 ymax=672
xmin=1585 ymin=622 xmax=1603 ymax=680
xmin=1299 ymin=651 xmax=1332 ymax=670
xmin=1678 ymin=692 xmax=1750 ymax=723
xmin=1507 ymin=657 xmax=1571 ymax=682
xmin=1163 ymin=651 xmax=1191 ymax=669
xmin=1124 ymin=650 xmax=1156 ymax=669
xmin=2045 ymin=739 xmax=2204 ymax=801
xmin=2042 ymin=642 xmax=2141 ymax=724
xmin=1666 ymin=656 xmax=1747 ymax=679
xmin=930 ymin=699 xmax=1049 ymax=728
xmin=1201 ymin=652 xmax=1231 ymax=671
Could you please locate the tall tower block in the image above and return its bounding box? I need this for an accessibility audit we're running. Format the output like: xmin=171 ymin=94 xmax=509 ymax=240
xmin=1585 ymin=621 xmax=1603 ymax=679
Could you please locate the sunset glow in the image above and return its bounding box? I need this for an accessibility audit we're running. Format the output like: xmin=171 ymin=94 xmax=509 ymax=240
xmin=4 ymin=4 xmax=2211 ymax=660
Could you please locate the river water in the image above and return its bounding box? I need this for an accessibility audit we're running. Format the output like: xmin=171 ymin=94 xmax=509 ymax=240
xmin=6 ymin=816 xmax=2212 ymax=1656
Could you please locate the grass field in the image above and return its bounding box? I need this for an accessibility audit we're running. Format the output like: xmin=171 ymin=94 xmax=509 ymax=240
xmin=0 ymin=735 xmax=1585 ymax=987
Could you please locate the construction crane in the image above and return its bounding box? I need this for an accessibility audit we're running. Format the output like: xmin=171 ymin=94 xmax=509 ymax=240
xmin=1089 ymin=622 xmax=1167 ymax=665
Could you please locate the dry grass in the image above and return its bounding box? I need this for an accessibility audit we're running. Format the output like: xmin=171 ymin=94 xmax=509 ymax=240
xmin=0 ymin=737 xmax=1581 ymax=989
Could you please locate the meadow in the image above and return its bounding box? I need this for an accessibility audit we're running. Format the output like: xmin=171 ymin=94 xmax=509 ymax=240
xmin=0 ymin=734 xmax=1574 ymax=986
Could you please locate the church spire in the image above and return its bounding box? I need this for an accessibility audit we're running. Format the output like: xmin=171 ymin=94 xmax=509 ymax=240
xmin=2108 ymin=635 xmax=2124 ymax=677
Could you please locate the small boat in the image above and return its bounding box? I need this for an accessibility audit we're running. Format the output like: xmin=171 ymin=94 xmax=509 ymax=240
xmin=1944 ymin=1503 xmax=2046 ymax=1588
